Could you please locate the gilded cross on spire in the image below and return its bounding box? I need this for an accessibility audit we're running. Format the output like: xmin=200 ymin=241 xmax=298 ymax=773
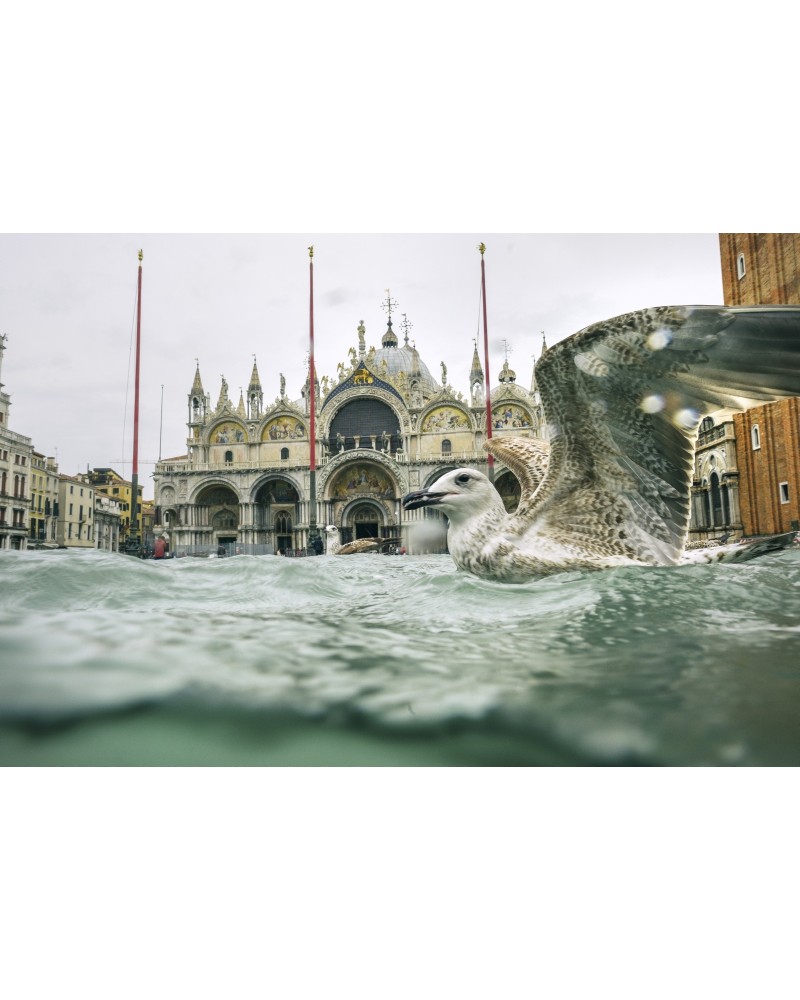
xmin=381 ymin=289 xmax=399 ymax=319
xmin=400 ymin=313 xmax=413 ymax=345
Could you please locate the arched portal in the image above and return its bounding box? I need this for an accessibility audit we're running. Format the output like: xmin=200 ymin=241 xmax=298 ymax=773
xmin=495 ymin=470 xmax=521 ymax=513
xmin=196 ymin=483 xmax=240 ymax=553
xmin=254 ymin=477 xmax=301 ymax=553
xmin=340 ymin=498 xmax=390 ymax=544
xmin=351 ymin=501 xmax=380 ymax=539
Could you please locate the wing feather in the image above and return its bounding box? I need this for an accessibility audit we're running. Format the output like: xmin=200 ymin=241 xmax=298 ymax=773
xmin=505 ymin=305 xmax=800 ymax=565
xmin=483 ymin=436 xmax=550 ymax=516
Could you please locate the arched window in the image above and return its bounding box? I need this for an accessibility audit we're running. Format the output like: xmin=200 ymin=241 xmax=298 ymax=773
xmin=737 ymin=252 xmax=746 ymax=279
xmin=751 ymin=424 xmax=761 ymax=450
xmin=441 ymin=439 xmax=452 ymax=455
xmin=224 ymin=450 xmax=233 ymax=465
xmin=700 ymin=416 xmax=714 ymax=435
xmin=710 ymin=472 xmax=723 ymax=527
xmin=280 ymin=447 xmax=289 ymax=460
xmin=275 ymin=511 xmax=292 ymax=533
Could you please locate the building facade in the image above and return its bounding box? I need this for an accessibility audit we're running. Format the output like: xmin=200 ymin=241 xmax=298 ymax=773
xmin=688 ymin=414 xmax=743 ymax=542
xmin=87 ymin=468 xmax=145 ymax=548
xmin=94 ymin=491 xmax=122 ymax=551
xmin=0 ymin=335 xmax=34 ymax=550
xmin=29 ymin=451 xmax=60 ymax=547
xmin=154 ymin=314 xmax=546 ymax=555
xmin=56 ymin=475 xmax=95 ymax=548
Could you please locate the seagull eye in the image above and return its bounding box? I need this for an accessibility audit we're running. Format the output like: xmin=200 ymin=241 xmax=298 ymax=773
xmin=456 ymin=473 xmax=471 ymax=485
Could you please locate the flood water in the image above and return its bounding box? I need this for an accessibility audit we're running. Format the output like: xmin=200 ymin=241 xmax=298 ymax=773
xmin=1 ymin=546 xmax=799 ymax=765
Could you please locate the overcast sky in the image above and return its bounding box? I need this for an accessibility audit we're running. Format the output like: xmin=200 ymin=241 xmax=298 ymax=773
xmin=1 ymin=233 xmax=723 ymax=493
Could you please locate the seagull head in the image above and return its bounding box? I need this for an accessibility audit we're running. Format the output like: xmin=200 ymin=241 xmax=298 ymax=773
xmin=402 ymin=468 xmax=504 ymax=524
xmin=324 ymin=524 xmax=339 ymax=535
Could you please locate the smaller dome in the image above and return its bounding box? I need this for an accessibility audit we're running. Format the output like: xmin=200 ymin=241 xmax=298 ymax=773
xmin=371 ymin=320 xmax=440 ymax=398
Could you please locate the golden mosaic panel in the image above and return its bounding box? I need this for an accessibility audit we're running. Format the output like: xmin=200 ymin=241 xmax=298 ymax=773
xmin=262 ymin=417 xmax=306 ymax=441
xmin=421 ymin=406 xmax=469 ymax=432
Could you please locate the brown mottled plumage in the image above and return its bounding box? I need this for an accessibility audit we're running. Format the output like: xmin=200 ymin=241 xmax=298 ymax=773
xmin=403 ymin=305 xmax=800 ymax=582
xmin=336 ymin=538 xmax=382 ymax=555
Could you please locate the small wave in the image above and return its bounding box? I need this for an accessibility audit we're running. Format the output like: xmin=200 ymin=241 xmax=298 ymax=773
xmin=2 ymin=548 xmax=800 ymax=765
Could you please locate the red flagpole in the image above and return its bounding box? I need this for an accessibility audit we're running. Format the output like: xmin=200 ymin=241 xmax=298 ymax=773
xmin=479 ymin=243 xmax=494 ymax=482
xmin=308 ymin=246 xmax=318 ymax=549
xmin=308 ymin=246 xmax=316 ymax=473
xmin=131 ymin=249 xmax=143 ymax=543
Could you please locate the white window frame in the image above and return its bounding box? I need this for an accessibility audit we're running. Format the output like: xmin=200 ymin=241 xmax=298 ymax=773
xmin=779 ymin=482 xmax=790 ymax=504
xmin=737 ymin=252 xmax=746 ymax=279
xmin=751 ymin=424 xmax=761 ymax=450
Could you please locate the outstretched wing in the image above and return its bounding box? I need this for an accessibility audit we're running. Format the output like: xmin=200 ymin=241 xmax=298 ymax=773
xmin=506 ymin=305 xmax=800 ymax=565
xmin=484 ymin=436 xmax=550 ymax=513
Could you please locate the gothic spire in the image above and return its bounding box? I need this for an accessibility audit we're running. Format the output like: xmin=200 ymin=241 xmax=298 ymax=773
xmin=470 ymin=339 xmax=483 ymax=383
xmin=190 ymin=361 xmax=204 ymax=396
xmin=248 ymin=357 xmax=262 ymax=393
xmin=216 ymin=375 xmax=230 ymax=411
xmin=247 ymin=356 xmax=264 ymax=419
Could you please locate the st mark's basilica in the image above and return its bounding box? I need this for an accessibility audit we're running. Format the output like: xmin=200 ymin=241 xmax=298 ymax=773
xmin=152 ymin=299 xmax=547 ymax=555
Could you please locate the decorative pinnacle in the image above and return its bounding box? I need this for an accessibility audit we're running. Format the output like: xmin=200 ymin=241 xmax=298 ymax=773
xmin=308 ymin=245 xmax=314 ymax=258
xmin=478 ymin=242 xmax=486 ymax=256
xmin=400 ymin=313 xmax=413 ymax=345
xmin=381 ymin=288 xmax=399 ymax=319
xmin=138 ymin=249 xmax=143 ymax=263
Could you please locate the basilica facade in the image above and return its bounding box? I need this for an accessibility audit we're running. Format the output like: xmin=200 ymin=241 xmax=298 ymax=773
xmin=153 ymin=314 xmax=546 ymax=555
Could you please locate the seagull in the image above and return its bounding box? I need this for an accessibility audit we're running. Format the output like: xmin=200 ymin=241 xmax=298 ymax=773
xmin=403 ymin=305 xmax=800 ymax=582
xmin=323 ymin=524 xmax=341 ymax=555
xmin=323 ymin=524 xmax=382 ymax=555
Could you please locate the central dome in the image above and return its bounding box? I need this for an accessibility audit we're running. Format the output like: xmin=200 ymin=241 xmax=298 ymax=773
xmin=371 ymin=318 xmax=439 ymax=398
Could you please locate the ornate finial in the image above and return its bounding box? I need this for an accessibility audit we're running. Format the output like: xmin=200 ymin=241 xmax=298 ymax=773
xmin=381 ymin=288 xmax=399 ymax=320
xmin=308 ymin=245 xmax=314 ymax=258
xmin=400 ymin=313 xmax=413 ymax=345
xmin=478 ymin=242 xmax=486 ymax=256
xmin=502 ymin=339 xmax=513 ymax=362
xmin=138 ymin=249 xmax=143 ymax=263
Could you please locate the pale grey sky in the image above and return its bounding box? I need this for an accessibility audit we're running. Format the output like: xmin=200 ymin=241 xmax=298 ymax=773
xmin=1 ymin=233 xmax=724 ymax=494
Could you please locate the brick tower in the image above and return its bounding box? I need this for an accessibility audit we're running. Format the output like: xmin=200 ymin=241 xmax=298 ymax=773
xmin=720 ymin=234 xmax=800 ymax=536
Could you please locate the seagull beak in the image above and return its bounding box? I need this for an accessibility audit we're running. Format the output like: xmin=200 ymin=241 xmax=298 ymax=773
xmin=402 ymin=489 xmax=450 ymax=511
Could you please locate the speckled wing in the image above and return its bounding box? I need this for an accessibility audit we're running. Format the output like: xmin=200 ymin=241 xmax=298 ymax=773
xmin=336 ymin=538 xmax=382 ymax=555
xmin=484 ymin=436 xmax=550 ymax=517
xmin=507 ymin=305 xmax=800 ymax=565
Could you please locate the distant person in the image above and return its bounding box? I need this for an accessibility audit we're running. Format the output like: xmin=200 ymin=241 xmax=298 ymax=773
xmin=153 ymin=536 xmax=167 ymax=559
xmin=312 ymin=535 xmax=324 ymax=555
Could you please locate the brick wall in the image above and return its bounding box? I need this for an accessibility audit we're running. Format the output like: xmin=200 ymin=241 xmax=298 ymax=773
xmin=719 ymin=233 xmax=800 ymax=306
xmin=734 ymin=399 xmax=800 ymax=535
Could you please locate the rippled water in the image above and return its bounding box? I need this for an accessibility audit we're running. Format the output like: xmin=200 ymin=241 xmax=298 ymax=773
xmin=1 ymin=547 xmax=799 ymax=765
